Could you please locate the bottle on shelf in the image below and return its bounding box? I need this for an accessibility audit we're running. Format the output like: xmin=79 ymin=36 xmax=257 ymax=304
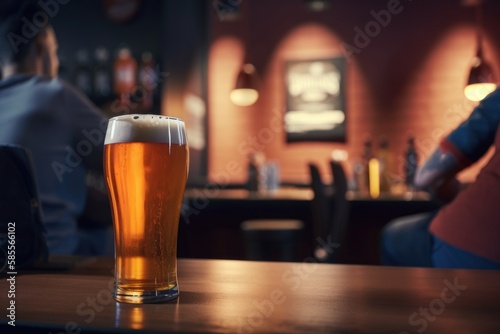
xmin=93 ymin=46 xmax=112 ymax=101
xmin=246 ymin=153 xmax=260 ymax=192
xmin=74 ymin=49 xmax=93 ymax=97
xmin=368 ymin=155 xmax=380 ymax=199
xmin=246 ymin=151 xmax=266 ymax=192
xmin=360 ymin=139 xmax=371 ymax=193
xmin=362 ymin=138 xmax=381 ymax=198
xmin=351 ymin=160 xmax=364 ymax=193
xmin=377 ymin=137 xmax=394 ymax=193
xmin=138 ymin=51 xmax=157 ymax=111
xmin=404 ymin=136 xmax=419 ymax=190
xmin=113 ymin=46 xmax=137 ymax=108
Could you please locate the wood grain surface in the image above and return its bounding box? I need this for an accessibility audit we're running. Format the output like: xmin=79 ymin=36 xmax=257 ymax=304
xmin=1 ymin=257 xmax=499 ymax=333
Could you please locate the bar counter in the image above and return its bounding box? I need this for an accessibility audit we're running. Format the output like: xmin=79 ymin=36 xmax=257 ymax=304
xmin=1 ymin=257 xmax=499 ymax=333
xmin=181 ymin=187 xmax=439 ymax=263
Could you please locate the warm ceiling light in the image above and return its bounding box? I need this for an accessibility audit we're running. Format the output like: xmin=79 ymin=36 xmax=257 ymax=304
xmin=464 ymin=56 xmax=496 ymax=101
xmin=464 ymin=0 xmax=497 ymax=101
xmin=229 ymin=1 xmax=259 ymax=107
xmin=230 ymin=64 xmax=259 ymax=107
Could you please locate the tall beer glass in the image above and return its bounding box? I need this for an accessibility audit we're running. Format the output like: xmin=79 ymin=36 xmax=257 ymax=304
xmin=104 ymin=114 xmax=189 ymax=303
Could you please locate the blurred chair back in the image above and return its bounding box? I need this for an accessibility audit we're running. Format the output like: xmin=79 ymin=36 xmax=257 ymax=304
xmin=308 ymin=161 xmax=350 ymax=263
xmin=327 ymin=160 xmax=349 ymax=262
xmin=0 ymin=144 xmax=48 ymax=269
xmin=308 ymin=163 xmax=330 ymax=242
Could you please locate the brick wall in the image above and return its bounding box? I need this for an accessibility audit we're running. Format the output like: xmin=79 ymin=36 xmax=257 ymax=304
xmin=208 ymin=0 xmax=500 ymax=184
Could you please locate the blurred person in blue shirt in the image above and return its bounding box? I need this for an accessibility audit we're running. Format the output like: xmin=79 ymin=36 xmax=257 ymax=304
xmin=0 ymin=1 xmax=113 ymax=255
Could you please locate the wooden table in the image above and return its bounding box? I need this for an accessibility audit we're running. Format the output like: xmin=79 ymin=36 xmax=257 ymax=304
xmin=1 ymin=257 xmax=499 ymax=333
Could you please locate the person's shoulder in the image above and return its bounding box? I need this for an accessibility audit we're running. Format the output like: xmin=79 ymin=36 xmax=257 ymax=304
xmin=3 ymin=75 xmax=81 ymax=96
xmin=27 ymin=76 xmax=106 ymax=120
xmin=32 ymin=76 xmax=74 ymax=92
xmin=26 ymin=75 xmax=68 ymax=96
xmin=30 ymin=75 xmax=84 ymax=93
xmin=34 ymin=76 xmax=98 ymax=107
xmin=0 ymin=75 xmax=67 ymax=106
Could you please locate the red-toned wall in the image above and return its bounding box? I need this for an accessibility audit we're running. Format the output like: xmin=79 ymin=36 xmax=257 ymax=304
xmin=208 ymin=0 xmax=500 ymax=184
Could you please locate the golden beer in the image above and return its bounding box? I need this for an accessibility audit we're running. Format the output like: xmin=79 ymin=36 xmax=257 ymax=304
xmin=104 ymin=115 xmax=188 ymax=303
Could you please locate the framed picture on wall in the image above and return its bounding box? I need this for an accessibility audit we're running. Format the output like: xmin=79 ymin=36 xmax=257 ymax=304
xmin=284 ymin=57 xmax=346 ymax=142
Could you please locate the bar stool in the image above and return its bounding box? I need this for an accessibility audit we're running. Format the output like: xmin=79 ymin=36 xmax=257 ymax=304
xmin=241 ymin=219 xmax=304 ymax=262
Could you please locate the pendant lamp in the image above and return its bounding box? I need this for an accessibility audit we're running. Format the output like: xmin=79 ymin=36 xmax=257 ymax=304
xmin=230 ymin=63 xmax=259 ymax=107
xmin=464 ymin=0 xmax=496 ymax=101
xmin=230 ymin=2 xmax=259 ymax=107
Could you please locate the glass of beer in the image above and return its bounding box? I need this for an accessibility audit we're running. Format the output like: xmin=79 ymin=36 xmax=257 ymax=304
xmin=104 ymin=114 xmax=189 ymax=303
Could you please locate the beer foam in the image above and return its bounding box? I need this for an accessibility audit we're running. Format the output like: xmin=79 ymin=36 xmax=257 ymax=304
xmin=105 ymin=114 xmax=187 ymax=145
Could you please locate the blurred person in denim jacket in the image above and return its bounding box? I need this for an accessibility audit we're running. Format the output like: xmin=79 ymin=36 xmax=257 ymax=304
xmin=381 ymin=88 xmax=500 ymax=269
